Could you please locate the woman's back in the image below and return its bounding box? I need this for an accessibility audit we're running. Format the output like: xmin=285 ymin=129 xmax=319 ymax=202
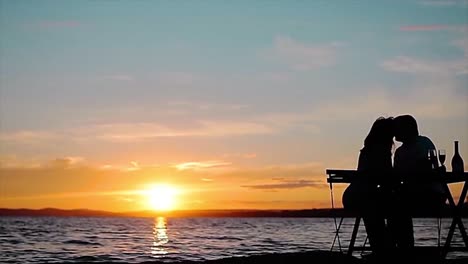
xmin=342 ymin=146 xmax=392 ymax=211
xmin=342 ymin=117 xmax=394 ymax=212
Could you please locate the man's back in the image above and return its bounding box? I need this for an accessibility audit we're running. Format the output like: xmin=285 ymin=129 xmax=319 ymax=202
xmin=394 ymin=135 xmax=445 ymax=207
xmin=394 ymin=135 xmax=435 ymax=173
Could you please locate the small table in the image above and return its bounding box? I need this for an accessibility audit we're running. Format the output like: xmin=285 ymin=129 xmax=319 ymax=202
xmin=326 ymin=169 xmax=468 ymax=258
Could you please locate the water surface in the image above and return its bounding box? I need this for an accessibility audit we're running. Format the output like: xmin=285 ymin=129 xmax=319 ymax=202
xmin=1 ymin=217 xmax=466 ymax=263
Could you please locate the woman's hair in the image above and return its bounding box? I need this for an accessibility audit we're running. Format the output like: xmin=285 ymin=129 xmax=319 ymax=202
xmin=363 ymin=117 xmax=394 ymax=151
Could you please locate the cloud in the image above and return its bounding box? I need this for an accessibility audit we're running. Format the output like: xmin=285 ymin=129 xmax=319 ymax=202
xmin=221 ymin=153 xmax=257 ymax=159
xmin=243 ymin=153 xmax=257 ymax=159
xmin=0 ymin=117 xmax=281 ymax=145
xmin=102 ymin=75 xmax=134 ymax=81
xmin=174 ymin=161 xmax=232 ymax=171
xmin=310 ymin=79 xmax=467 ymax=120
xmin=219 ymin=162 xmax=325 ymax=185
xmin=265 ymin=36 xmax=339 ymax=71
xmin=153 ymin=71 xmax=203 ymax=86
xmin=254 ymin=73 xmax=466 ymax=123
xmin=381 ymin=40 xmax=468 ymax=75
xmin=89 ymin=120 xmax=274 ymax=142
xmin=126 ymin=161 xmax=140 ymax=171
xmin=419 ymin=0 xmax=468 ymax=6
xmin=167 ymin=101 xmax=248 ymax=111
xmin=117 ymin=197 xmax=135 ymax=202
xmin=0 ymin=131 xmax=57 ymax=144
xmin=382 ymin=56 xmax=467 ymax=75
xmin=381 ymin=56 xmax=463 ymax=74
xmin=399 ymin=24 xmax=468 ymax=32
xmin=1 ymin=189 xmax=145 ymax=201
xmin=47 ymin=157 xmax=85 ymax=168
xmin=453 ymin=38 xmax=468 ymax=57
xmin=242 ymin=179 xmax=323 ymax=190
xmin=0 ymin=155 xmax=42 ymax=169
xmin=201 ymin=178 xmax=213 ymax=182
xmin=36 ymin=20 xmax=82 ymax=29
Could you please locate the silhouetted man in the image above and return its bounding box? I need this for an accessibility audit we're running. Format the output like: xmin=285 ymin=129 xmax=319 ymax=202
xmin=390 ymin=115 xmax=446 ymax=250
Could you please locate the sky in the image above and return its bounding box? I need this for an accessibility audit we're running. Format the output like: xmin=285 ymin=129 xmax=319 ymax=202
xmin=0 ymin=0 xmax=467 ymax=212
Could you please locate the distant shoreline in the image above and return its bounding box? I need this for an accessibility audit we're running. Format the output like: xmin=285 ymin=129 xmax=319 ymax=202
xmin=1 ymin=207 xmax=467 ymax=218
xmin=0 ymin=208 xmax=342 ymax=218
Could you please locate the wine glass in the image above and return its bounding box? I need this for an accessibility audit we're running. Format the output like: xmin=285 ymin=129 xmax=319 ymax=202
xmin=428 ymin=149 xmax=438 ymax=169
xmin=438 ymin=149 xmax=446 ymax=166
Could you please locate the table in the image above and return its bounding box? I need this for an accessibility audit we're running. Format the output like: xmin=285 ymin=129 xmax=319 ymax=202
xmin=326 ymin=169 xmax=468 ymax=258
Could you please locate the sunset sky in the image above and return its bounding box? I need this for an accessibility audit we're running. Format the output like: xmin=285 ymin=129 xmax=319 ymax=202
xmin=1 ymin=0 xmax=467 ymax=212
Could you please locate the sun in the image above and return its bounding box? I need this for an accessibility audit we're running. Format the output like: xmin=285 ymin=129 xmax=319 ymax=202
xmin=144 ymin=184 xmax=179 ymax=211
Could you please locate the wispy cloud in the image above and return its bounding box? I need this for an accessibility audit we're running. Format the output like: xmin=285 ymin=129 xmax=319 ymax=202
xmin=220 ymin=162 xmax=325 ymax=184
xmin=242 ymin=179 xmax=323 ymax=190
xmin=167 ymin=101 xmax=248 ymax=111
xmin=102 ymin=75 xmax=134 ymax=81
xmin=201 ymin=178 xmax=214 ymax=182
xmin=0 ymin=155 xmax=42 ymax=169
xmin=265 ymin=35 xmax=339 ymax=71
xmin=381 ymin=56 xmax=466 ymax=75
xmin=90 ymin=121 xmax=274 ymax=142
xmin=381 ymin=39 xmax=468 ymax=75
xmin=419 ymin=0 xmax=468 ymax=7
xmin=126 ymin=161 xmax=140 ymax=171
xmin=153 ymin=71 xmax=203 ymax=86
xmin=36 ymin=20 xmax=82 ymax=29
xmin=221 ymin=153 xmax=257 ymax=159
xmin=313 ymin=77 xmax=467 ymax=120
xmin=174 ymin=161 xmax=232 ymax=171
xmin=47 ymin=157 xmax=85 ymax=168
xmin=0 ymin=119 xmax=275 ymax=145
xmin=453 ymin=38 xmax=468 ymax=57
xmin=399 ymin=24 xmax=468 ymax=32
xmin=0 ymin=131 xmax=58 ymax=144
xmin=1 ymin=189 xmax=145 ymax=201
xmin=194 ymin=199 xmax=330 ymax=210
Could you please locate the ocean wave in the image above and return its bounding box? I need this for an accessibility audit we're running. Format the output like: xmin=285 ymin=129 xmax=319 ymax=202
xmin=64 ymin=239 xmax=103 ymax=246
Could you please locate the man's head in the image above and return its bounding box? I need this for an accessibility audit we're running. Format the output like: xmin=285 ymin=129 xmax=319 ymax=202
xmin=394 ymin=115 xmax=419 ymax=143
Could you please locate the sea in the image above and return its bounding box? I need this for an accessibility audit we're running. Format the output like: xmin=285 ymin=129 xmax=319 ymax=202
xmin=1 ymin=217 xmax=467 ymax=263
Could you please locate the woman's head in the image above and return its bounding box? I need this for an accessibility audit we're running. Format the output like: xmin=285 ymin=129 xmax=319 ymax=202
xmin=364 ymin=117 xmax=394 ymax=150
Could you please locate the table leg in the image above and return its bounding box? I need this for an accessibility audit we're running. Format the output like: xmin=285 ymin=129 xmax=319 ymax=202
xmin=455 ymin=181 xmax=468 ymax=245
xmin=348 ymin=217 xmax=361 ymax=256
xmin=443 ymin=181 xmax=468 ymax=258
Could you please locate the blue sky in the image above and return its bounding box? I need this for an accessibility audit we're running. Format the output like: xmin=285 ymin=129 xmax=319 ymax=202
xmin=0 ymin=0 xmax=467 ymax=210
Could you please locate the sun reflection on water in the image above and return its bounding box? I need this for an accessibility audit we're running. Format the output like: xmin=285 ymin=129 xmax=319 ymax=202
xmin=151 ymin=217 xmax=169 ymax=256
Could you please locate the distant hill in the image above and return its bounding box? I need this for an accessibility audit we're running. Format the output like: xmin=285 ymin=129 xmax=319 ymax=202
xmin=1 ymin=206 xmax=466 ymax=218
xmin=0 ymin=208 xmax=125 ymax=217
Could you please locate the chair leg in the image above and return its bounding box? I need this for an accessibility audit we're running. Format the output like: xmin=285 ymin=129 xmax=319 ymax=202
xmin=331 ymin=217 xmax=344 ymax=252
xmin=348 ymin=217 xmax=361 ymax=256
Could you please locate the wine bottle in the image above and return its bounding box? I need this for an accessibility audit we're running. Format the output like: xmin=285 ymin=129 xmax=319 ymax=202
xmin=451 ymin=141 xmax=465 ymax=173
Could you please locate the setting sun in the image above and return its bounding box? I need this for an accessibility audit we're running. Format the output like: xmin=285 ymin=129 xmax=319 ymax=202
xmin=144 ymin=184 xmax=179 ymax=211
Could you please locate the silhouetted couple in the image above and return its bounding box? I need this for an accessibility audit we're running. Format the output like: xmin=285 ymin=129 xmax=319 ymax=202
xmin=342 ymin=115 xmax=446 ymax=258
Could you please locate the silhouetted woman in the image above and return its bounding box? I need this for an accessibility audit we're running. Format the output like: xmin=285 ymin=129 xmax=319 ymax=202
xmin=342 ymin=117 xmax=394 ymax=256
